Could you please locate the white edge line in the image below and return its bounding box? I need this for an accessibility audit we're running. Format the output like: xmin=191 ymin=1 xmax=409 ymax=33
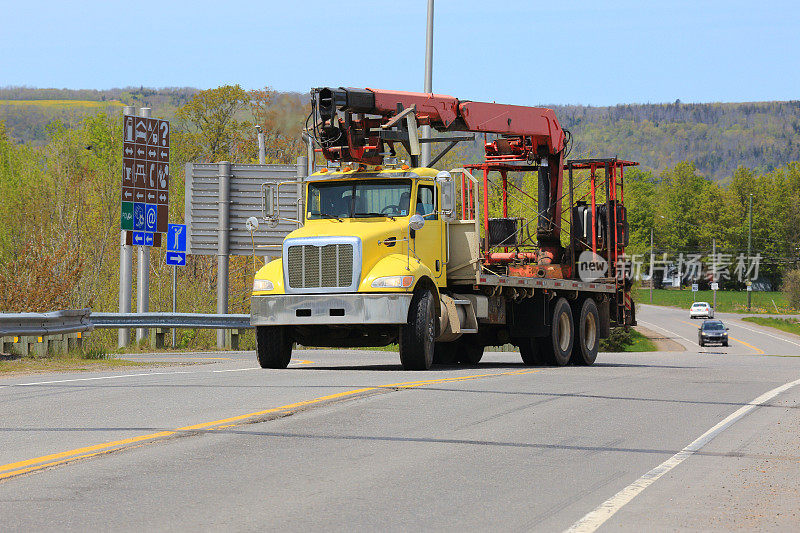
xmin=638 ymin=319 xmax=699 ymax=351
xmin=732 ymin=321 xmax=800 ymax=348
xmin=0 ymin=366 xmax=263 ymax=389
xmin=564 ymin=376 xmax=800 ymax=533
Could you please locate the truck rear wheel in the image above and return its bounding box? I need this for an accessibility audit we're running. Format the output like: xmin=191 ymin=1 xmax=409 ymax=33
xmin=256 ymin=326 xmax=293 ymax=369
xmin=571 ymin=298 xmax=599 ymax=365
xmin=457 ymin=337 xmax=484 ymax=365
xmin=540 ymin=297 xmax=574 ymax=366
xmin=399 ymin=289 xmax=435 ymax=370
xmin=518 ymin=337 xmax=543 ymax=366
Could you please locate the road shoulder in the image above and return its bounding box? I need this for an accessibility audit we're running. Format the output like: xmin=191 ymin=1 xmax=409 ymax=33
xmin=635 ymin=325 xmax=685 ymax=352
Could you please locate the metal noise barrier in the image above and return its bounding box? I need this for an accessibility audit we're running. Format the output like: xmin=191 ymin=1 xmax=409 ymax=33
xmin=90 ymin=312 xmax=252 ymax=329
xmin=0 ymin=309 xmax=94 ymax=337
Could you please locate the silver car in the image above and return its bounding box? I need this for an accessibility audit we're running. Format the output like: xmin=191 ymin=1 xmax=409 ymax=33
xmin=690 ymin=301 xmax=714 ymax=319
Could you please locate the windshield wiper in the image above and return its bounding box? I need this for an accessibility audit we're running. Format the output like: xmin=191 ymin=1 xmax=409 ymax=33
xmin=314 ymin=212 xmax=343 ymax=222
xmin=354 ymin=211 xmax=396 ymax=221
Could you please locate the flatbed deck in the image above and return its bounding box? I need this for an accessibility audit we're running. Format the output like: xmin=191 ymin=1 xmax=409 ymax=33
xmin=473 ymin=273 xmax=617 ymax=294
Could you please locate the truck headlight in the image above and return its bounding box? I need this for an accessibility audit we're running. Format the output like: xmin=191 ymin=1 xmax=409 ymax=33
xmin=371 ymin=275 xmax=414 ymax=288
xmin=253 ymin=279 xmax=274 ymax=292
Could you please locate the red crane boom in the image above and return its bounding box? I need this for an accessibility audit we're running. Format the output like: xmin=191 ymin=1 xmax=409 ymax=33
xmin=309 ymin=87 xmax=568 ymax=247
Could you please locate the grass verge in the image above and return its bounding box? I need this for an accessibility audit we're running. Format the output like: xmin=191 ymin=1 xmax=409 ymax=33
xmin=600 ymin=328 xmax=657 ymax=352
xmin=633 ymin=288 xmax=796 ymax=314
xmin=741 ymin=317 xmax=800 ymax=337
xmin=0 ymin=351 xmax=148 ymax=375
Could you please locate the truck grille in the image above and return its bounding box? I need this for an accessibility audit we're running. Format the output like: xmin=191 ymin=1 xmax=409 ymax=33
xmin=286 ymin=243 xmax=354 ymax=289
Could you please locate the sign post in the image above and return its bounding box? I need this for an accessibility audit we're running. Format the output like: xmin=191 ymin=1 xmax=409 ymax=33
xmin=691 ymin=282 xmax=698 ymax=302
xmin=166 ymin=223 xmax=187 ymax=348
xmin=118 ymin=106 xmax=136 ymax=348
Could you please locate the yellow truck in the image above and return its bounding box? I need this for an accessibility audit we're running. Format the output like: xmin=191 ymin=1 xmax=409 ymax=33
xmin=250 ymin=87 xmax=635 ymax=370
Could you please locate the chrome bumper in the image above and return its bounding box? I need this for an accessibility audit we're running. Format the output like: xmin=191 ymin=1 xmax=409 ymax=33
xmin=250 ymin=293 xmax=413 ymax=326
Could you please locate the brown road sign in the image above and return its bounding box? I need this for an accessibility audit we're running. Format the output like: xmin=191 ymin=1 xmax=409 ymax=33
xmin=157 ymin=205 xmax=168 ymax=232
xmin=122 ymin=114 xmax=169 ymax=236
xmin=147 ymin=161 xmax=158 ymax=189
xmin=157 ymin=120 xmax=169 ymax=147
xmin=122 ymin=158 xmax=135 ymax=186
xmin=134 ymin=117 xmax=148 ymax=144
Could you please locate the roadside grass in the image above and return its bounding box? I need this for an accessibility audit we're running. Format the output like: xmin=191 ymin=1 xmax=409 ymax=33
xmin=0 ymin=99 xmax=124 ymax=109
xmin=633 ymin=288 xmax=796 ymax=314
xmin=741 ymin=317 xmax=800 ymax=337
xmin=600 ymin=328 xmax=657 ymax=352
xmin=0 ymin=348 xmax=147 ymax=375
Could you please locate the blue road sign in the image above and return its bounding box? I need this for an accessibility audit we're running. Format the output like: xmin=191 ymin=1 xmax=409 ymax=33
xmin=167 ymin=224 xmax=187 ymax=252
xmin=144 ymin=232 xmax=154 ymax=246
xmin=133 ymin=203 xmax=145 ymax=231
xmin=145 ymin=204 xmax=157 ymax=233
xmin=166 ymin=251 xmax=186 ymax=266
xmin=132 ymin=231 xmax=145 ymax=245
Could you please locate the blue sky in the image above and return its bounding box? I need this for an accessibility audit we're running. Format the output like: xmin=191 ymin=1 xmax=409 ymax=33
xmin=1 ymin=0 xmax=798 ymax=106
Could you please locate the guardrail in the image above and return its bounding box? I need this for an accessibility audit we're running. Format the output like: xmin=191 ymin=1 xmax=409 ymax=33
xmin=0 ymin=309 xmax=94 ymax=337
xmin=90 ymin=313 xmax=251 ymax=329
xmin=0 ymin=309 xmax=93 ymax=356
xmin=1 ymin=311 xmax=252 ymax=354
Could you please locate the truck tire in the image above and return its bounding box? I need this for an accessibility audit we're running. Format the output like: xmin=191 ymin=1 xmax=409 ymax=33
xmin=571 ymin=298 xmax=599 ymax=365
xmin=256 ymin=326 xmax=293 ymax=369
xmin=517 ymin=337 xmax=543 ymax=366
xmin=539 ymin=297 xmax=574 ymax=366
xmin=399 ymin=289 xmax=435 ymax=370
xmin=433 ymin=342 xmax=458 ymax=365
xmin=458 ymin=337 xmax=484 ymax=365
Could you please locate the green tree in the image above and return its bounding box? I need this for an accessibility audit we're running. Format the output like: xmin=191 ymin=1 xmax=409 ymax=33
xmin=175 ymin=85 xmax=251 ymax=162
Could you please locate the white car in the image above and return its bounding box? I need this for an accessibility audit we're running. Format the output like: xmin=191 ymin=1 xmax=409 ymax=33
xmin=690 ymin=301 xmax=714 ymax=319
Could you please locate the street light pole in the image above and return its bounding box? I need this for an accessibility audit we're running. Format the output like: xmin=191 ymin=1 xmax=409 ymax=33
xmin=421 ymin=0 xmax=434 ymax=167
xmin=712 ymin=238 xmax=717 ymax=311
xmin=747 ymin=194 xmax=753 ymax=312
xmin=650 ymin=227 xmax=654 ymax=303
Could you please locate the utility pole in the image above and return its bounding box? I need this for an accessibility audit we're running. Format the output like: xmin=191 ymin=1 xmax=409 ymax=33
xmin=747 ymin=194 xmax=753 ymax=312
xmin=420 ymin=0 xmax=434 ymax=167
xmin=256 ymin=125 xmax=265 ymax=165
xmin=649 ymin=227 xmax=654 ymax=303
xmin=712 ymin=238 xmax=717 ymax=311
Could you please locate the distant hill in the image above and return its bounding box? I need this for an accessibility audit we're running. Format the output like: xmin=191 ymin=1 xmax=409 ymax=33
xmin=0 ymin=87 xmax=199 ymax=144
xmin=551 ymin=100 xmax=800 ymax=181
xmin=2 ymin=87 xmax=799 ymax=180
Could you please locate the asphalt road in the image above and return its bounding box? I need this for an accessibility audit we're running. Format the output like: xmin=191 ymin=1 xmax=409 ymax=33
xmin=1 ymin=304 xmax=799 ymax=531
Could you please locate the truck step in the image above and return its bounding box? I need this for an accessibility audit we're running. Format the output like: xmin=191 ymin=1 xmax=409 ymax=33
xmin=459 ymin=328 xmax=478 ymax=334
xmin=452 ymin=299 xmax=471 ymax=305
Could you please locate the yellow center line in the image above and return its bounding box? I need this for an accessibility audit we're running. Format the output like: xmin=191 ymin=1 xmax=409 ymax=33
xmin=0 ymin=368 xmax=541 ymax=481
xmin=679 ymin=320 xmax=765 ymax=355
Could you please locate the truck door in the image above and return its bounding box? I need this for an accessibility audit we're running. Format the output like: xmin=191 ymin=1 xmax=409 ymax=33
xmin=413 ymin=182 xmax=445 ymax=281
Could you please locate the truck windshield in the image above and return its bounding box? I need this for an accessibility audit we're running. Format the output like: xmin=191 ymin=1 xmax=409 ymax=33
xmin=307 ymin=179 xmax=412 ymax=220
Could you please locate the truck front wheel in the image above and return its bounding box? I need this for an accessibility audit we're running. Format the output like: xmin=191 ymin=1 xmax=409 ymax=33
xmin=256 ymin=326 xmax=293 ymax=369
xmin=571 ymin=298 xmax=599 ymax=365
xmin=399 ymin=290 xmax=435 ymax=370
xmin=540 ymin=297 xmax=574 ymax=366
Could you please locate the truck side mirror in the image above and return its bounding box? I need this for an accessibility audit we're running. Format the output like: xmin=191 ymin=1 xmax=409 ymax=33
xmin=436 ymin=171 xmax=456 ymax=220
xmin=262 ymin=183 xmax=277 ymax=221
xmin=409 ymin=214 xmax=426 ymax=231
